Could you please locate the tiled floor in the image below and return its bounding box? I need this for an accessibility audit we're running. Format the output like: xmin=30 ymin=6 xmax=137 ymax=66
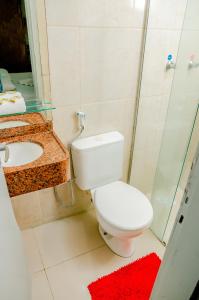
xmin=22 ymin=210 xmax=165 ymax=300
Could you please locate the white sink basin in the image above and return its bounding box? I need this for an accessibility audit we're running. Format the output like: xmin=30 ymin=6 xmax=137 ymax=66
xmin=0 ymin=121 xmax=30 ymax=129
xmin=0 ymin=142 xmax=43 ymax=167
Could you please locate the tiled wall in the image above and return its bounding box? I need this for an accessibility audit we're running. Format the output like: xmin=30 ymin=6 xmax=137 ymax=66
xmin=12 ymin=0 xmax=147 ymax=229
xmin=12 ymin=185 xmax=92 ymax=229
xmin=46 ymin=2 xmax=146 ymax=213
xmin=130 ymin=0 xmax=188 ymax=197
xmin=46 ymin=0 xmax=147 ymax=181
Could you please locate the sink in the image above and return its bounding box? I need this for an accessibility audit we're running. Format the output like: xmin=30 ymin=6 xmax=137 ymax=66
xmin=0 ymin=142 xmax=43 ymax=167
xmin=0 ymin=120 xmax=30 ymax=129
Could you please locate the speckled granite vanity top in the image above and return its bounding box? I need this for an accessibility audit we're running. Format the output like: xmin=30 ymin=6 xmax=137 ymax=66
xmin=0 ymin=113 xmax=70 ymax=197
xmin=0 ymin=112 xmax=52 ymax=139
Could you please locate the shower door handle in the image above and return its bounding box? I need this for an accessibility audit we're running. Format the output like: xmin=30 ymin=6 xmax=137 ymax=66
xmin=188 ymin=55 xmax=199 ymax=68
xmin=188 ymin=61 xmax=199 ymax=69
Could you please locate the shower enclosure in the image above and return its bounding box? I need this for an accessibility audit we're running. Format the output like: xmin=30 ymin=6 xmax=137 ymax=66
xmin=150 ymin=0 xmax=199 ymax=243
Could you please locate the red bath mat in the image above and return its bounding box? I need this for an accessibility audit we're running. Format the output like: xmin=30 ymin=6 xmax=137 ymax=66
xmin=88 ymin=253 xmax=161 ymax=300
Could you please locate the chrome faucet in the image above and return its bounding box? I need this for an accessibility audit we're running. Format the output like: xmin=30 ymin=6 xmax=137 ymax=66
xmin=0 ymin=143 xmax=9 ymax=163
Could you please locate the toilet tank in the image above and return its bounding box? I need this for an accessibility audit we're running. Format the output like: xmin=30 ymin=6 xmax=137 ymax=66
xmin=71 ymin=131 xmax=124 ymax=190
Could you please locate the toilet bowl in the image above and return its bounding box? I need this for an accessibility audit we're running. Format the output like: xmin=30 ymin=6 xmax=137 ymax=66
xmin=71 ymin=131 xmax=153 ymax=257
xmin=91 ymin=181 xmax=153 ymax=257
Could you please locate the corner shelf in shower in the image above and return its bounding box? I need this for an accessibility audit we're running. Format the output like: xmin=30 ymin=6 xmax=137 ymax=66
xmin=0 ymin=98 xmax=56 ymax=118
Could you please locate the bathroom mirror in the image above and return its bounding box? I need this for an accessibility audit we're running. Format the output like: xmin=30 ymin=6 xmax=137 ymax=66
xmin=0 ymin=0 xmax=54 ymax=130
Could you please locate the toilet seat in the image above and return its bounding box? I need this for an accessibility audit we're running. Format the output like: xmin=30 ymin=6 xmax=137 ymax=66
xmin=93 ymin=181 xmax=153 ymax=231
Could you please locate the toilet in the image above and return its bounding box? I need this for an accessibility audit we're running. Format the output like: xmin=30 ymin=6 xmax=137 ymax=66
xmin=71 ymin=131 xmax=153 ymax=257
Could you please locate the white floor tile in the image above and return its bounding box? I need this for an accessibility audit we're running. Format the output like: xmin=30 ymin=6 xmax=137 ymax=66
xmin=46 ymin=229 xmax=165 ymax=300
xmin=22 ymin=229 xmax=44 ymax=274
xmin=24 ymin=211 xmax=165 ymax=299
xmin=34 ymin=210 xmax=104 ymax=268
xmin=32 ymin=271 xmax=53 ymax=300
xmin=46 ymin=245 xmax=131 ymax=300
xmin=134 ymin=229 xmax=165 ymax=259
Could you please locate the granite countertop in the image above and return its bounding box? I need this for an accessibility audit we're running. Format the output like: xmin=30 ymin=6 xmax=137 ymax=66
xmin=1 ymin=127 xmax=70 ymax=197
xmin=0 ymin=112 xmax=52 ymax=139
xmin=2 ymin=131 xmax=68 ymax=172
xmin=0 ymin=112 xmax=46 ymax=125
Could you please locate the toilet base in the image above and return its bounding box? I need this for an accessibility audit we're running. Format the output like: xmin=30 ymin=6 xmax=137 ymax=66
xmin=99 ymin=225 xmax=135 ymax=258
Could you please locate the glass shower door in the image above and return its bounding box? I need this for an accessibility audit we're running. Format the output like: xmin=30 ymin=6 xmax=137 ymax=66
xmin=151 ymin=0 xmax=199 ymax=241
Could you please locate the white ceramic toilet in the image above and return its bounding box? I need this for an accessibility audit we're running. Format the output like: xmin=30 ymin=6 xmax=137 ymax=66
xmin=71 ymin=131 xmax=153 ymax=257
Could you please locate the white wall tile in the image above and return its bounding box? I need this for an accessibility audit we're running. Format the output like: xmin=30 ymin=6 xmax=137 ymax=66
xmin=12 ymin=192 xmax=42 ymax=229
xmin=140 ymin=29 xmax=181 ymax=97
xmin=45 ymin=0 xmax=146 ymax=28
xmin=38 ymin=186 xmax=91 ymax=223
xmin=183 ymin=0 xmax=199 ymax=30
xmin=32 ymin=271 xmax=53 ymax=300
xmin=48 ymin=27 xmax=81 ymax=107
xmin=22 ymin=229 xmax=44 ymax=274
xmin=82 ymin=100 xmax=129 ymax=137
xmin=80 ymin=28 xmax=142 ymax=104
xmin=130 ymin=94 xmax=170 ymax=196
xmin=148 ymin=0 xmax=187 ymax=30
xmin=52 ymin=105 xmax=80 ymax=146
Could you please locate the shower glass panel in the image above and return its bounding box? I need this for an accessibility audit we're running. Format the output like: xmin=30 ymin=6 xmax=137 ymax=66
xmin=151 ymin=0 xmax=199 ymax=241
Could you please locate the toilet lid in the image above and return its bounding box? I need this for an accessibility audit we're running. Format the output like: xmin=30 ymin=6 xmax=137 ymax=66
xmin=94 ymin=181 xmax=153 ymax=231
